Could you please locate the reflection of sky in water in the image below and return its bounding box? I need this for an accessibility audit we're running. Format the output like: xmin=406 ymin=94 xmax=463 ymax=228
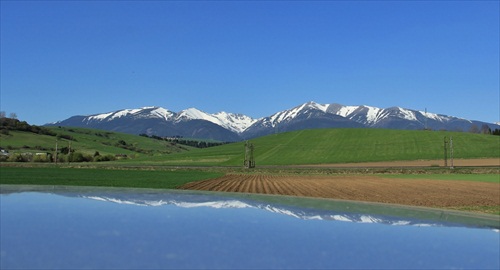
xmin=1 ymin=189 xmax=499 ymax=269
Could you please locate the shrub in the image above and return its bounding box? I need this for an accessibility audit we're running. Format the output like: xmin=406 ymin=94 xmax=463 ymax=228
xmin=55 ymin=155 xmax=66 ymax=163
xmin=94 ymin=154 xmax=116 ymax=162
xmin=7 ymin=153 xmax=30 ymax=162
xmin=117 ymin=140 xmax=127 ymax=146
xmin=33 ymin=153 xmax=51 ymax=163
xmin=68 ymin=152 xmax=92 ymax=162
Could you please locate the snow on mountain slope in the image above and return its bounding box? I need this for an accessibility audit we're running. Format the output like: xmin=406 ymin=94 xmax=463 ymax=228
xmin=335 ymin=105 xmax=359 ymax=118
xmin=86 ymin=107 xmax=175 ymax=122
xmin=213 ymin=111 xmax=257 ymax=133
xmin=365 ymin=106 xmax=386 ymax=123
xmin=267 ymin=101 xmax=329 ymax=127
xmin=149 ymin=107 xmax=175 ymax=121
xmin=328 ymin=104 xmax=388 ymax=125
xmin=82 ymin=106 xmax=256 ymax=134
xmin=176 ymin=108 xmax=216 ymax=122
xmin=263 ymin=101 xmax=400 ymax=128
xmin=259 ymin=101 xmax=494 ymax=132
xmin=395 ymin=107 xmax=418 ymax=121
xmin=87 ymin=112 xmax=114 ymax=121
xmin=176 ymin=108 xmax=257 ymax=133
xmin=418 ymin=110 xmax=453 ymax=122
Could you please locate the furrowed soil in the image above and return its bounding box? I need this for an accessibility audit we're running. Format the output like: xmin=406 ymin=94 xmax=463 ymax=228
xmin=179 ymin=174 xmax=500 ymax=212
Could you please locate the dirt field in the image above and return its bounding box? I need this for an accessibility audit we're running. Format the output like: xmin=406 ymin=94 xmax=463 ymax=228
xmin=179 ymin=174 xmax=500 ymax=212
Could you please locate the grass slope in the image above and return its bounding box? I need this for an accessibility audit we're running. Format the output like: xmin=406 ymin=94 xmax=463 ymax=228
xmin=147 ymin=128 xmax=500 ymax=166
xmin=0 ymin=126 xmax=191 ymax=157
xmin=2 ymin=127 xmax=498 ymax=166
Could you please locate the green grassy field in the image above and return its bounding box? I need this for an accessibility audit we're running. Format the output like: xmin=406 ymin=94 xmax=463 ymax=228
xmin=1 ymin=127 xmax=498 ymax=166
xmin=143 ymin=128 xmax=499 ymax=166
xmin=0 ymin=167 xmax=223 ymax=189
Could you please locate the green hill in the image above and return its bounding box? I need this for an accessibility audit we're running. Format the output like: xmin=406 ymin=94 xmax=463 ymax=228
xmin=0 ymin=126 xmax=192 ymax=160
xmin=144 ymin=128 xmax=500 ymax=166
xmin=1 ymin=123 xmax=498 ymax=166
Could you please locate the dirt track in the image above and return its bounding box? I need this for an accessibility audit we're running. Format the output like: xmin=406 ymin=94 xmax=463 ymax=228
xmin=302 ymin=158 xmax=500 ymax=168
xmin=179 ymin=174 xmax=500 ymax=210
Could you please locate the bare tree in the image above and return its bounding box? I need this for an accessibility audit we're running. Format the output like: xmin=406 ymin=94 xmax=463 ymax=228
xmin=0 ymin=111 xmax=5 ymax=118
xmin=8 ymin=113 xmax=17 ymax=119
xmin=469 ymin=124 xmax=479 ymax=133
xmin=481 ymin=124 xmax=491 ymax=134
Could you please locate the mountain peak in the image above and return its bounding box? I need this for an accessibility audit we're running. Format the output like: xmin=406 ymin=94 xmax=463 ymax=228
xmin=175 ymin=108 xmax=256 ymax=133
xmin=304 ymin=101 xmax=329 ymax=112
xmin=177 ymin=108 xmax=210 ymax=120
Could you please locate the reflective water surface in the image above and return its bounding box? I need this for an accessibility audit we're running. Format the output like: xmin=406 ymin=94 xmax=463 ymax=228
xmin=1 ymin=185 xmax=499 ymax=269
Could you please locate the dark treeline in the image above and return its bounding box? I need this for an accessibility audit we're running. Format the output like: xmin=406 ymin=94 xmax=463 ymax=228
xmin=0 ymin=118 xmax=77 ymax=141
xmin=0 ymin=117 xmax=56 ymax=136
xmin=139 ymin=134 xmax=230 ymax=148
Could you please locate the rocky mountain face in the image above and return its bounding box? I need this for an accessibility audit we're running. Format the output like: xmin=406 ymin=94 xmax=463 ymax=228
xmin=47 ymin=102 xmax=499 ymax=141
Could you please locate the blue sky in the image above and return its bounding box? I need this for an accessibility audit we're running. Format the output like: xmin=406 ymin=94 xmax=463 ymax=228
xmin=1 ymin=1 xmax=499 ymax=125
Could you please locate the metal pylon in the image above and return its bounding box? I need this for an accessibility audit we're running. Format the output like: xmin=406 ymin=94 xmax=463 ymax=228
xmin=244 ymin=141 xmax=255 ymax=168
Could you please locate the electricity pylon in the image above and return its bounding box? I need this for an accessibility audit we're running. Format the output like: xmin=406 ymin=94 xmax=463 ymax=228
xmin=244 ymin=141 xmax=255 ymax=168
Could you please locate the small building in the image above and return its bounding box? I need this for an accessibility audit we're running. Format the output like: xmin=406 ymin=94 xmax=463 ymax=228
xmin=0 ymin=148 xmax=10 ymax=156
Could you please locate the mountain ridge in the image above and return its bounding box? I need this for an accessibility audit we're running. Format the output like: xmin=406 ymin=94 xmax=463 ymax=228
xmin=47 ymin=101 xmax=500 ymax=141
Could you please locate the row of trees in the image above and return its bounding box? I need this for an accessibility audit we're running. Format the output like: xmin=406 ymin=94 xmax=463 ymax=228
xmin=0 ymin=111 xmax=17 ymax=119
xmin=139 ymin=134 xmax=229 ymax=148
xmin=0 ymin=150 xmax=117 ymax=163
xmin=468 ymin=124 xmax=500 ymax=135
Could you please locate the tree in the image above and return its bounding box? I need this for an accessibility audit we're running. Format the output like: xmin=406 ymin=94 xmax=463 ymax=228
xmin=59 ymin=147 xmax=70 ymax=155
xmin=0 ymin=111 xmax=5 ymax=118
xmin=8 ymin=113 xmax=17 ymax=119
xmin=480 ymin=124 xmax=491 ymax=134
xmin=469 ymin=124 xmax=479 ymax=133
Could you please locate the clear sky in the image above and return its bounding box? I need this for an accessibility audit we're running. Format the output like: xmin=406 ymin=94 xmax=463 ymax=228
xmin=1 ymin=1 xmax=499 ymax=125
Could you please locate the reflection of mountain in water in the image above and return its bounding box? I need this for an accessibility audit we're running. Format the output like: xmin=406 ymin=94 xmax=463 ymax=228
xmin=1 ymin=185 xmax=498 ymax=229
xmin=79 ymin=193 xmax=450 ymax=228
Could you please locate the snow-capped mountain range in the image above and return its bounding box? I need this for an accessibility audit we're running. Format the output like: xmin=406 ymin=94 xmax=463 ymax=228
xmin=82 ymin=106 xmax=254 ymax=133
xmin=48 ymin=101 xmax=500 ymax=141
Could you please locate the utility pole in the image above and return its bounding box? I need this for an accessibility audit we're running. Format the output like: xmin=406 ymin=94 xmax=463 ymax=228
xmin=450 ymin=136 xmax=454 ymax=169
xmin=54 ymin=141 xmax=58 ymax=165
xmin=68 ymin=141 xmax=71 ymax=164
xmin=443 ymin=136 xmax=448 ymax=167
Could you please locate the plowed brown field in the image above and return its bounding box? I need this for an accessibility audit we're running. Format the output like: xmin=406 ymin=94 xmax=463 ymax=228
xmin=179 ymin=174 xmax=500 ymax=211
